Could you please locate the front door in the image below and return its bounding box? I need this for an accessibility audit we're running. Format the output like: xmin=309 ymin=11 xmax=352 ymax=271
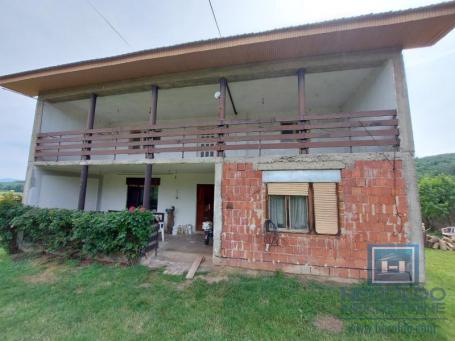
xmin=196 ymin=184 xmax=214 ymax=231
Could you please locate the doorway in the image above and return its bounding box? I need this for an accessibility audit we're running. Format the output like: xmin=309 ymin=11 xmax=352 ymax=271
xmin=196 ymin=184 xmax=214 ymax=231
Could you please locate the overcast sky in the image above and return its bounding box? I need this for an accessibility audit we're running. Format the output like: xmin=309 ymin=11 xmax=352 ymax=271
xmin=0 ymin=0 xmax=454 ymax=179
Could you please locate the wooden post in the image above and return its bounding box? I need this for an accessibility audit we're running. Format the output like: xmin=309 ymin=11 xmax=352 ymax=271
xmin=297 ymin=69 xmax=308 ymax=154
xmin=217 ymin=78 xmax=227 ymax=156
xmin=143 ymin=85 xmax=158 ymax=210
xmin=78 ymin=93 xmax=97 ymax=210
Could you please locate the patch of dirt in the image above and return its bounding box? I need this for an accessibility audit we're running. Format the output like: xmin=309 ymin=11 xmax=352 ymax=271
xmin=313 ymin=314 xmax=343 ymax=333
xmin=199 ymin=274 xmax=229 ymax=284
xmin=22 ymin=268 xmax=57 ymax=284
xmin=175 ymin=281 xmax=193 ymax=291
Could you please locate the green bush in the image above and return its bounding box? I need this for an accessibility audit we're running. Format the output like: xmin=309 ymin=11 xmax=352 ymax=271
xmin=0 ymin=193 xmax=29 ymax=253
xmin=11 ymin=208 xmax=75 ymax=251
xmin=419 ymin=175 xmax=455 ymax=229
xmin=1 ymin=200 xmax=156 ymax=260
xmin=72 ymin=210 xmax=155 ymax=259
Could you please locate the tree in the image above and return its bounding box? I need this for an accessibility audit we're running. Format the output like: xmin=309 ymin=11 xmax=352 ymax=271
xmin=419 ymin=175 xmax=455 ymax=229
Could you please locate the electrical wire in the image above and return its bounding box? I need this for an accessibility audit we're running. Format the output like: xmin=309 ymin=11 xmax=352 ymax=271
xmin=208 ymin=0 xmax=222 ymax=37
xmin=86 ymin=0 xmax=131 ymax=47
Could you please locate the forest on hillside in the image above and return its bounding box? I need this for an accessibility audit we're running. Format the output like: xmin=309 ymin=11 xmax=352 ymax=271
xmin=416 ymin=153 xmax=455 ymax=230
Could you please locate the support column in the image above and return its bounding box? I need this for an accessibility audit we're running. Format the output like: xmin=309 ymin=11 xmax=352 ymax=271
xmin=217 ymin=78 xmax=227 ymax=157
xmin=143 ymin=85 xmax=159 ymax=210
xmin=297 ymin=69 xmax=308 ymax=154
xmin=78 ymin=93 xmax=97 ymax=210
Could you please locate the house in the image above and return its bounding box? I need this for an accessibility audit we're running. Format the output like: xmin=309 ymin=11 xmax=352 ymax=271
xmin=1 ymin=2 xmax=455 ymax=282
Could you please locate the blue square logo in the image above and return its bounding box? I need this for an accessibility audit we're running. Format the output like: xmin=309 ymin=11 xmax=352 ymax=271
xmin=368 ymin=244 xmax=419 ymax=284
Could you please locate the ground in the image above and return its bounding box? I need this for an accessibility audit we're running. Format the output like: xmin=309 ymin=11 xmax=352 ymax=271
xmin=0 ymin=249 xmax=453 ymax=340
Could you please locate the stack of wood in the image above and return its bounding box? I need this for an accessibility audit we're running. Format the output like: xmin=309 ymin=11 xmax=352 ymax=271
xmin=425 ymin=234 xmax=455 ymax=250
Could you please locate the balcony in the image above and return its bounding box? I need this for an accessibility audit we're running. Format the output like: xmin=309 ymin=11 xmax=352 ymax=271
xmin=35 ymin=109 xmax=398 ymax=162
xmin=35 ymin=63 xmax=400 ymax=162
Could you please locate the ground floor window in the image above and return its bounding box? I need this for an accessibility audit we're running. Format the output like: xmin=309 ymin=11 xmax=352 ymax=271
xmin=267 ymin=182 xmax=338 ymax=235
xmin=125 ymin=178 xmax=160 ymax=210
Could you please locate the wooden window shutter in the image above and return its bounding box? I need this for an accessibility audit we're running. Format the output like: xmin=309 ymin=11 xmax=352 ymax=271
xmin=267 ymin=183 xmax=309 ymax=196
xmin=313 ymin=183 xmax=338 ymax=234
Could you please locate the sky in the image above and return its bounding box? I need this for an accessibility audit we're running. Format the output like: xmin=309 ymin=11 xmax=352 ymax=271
xmin=0 ymin=0 xmax=454 ymax=179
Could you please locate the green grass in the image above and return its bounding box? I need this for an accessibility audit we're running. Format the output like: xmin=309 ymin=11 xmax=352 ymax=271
xmin=425 ymin=249 xmax=455 ymax=340
xmin=0 ymin=249 xmax=453 ymax=340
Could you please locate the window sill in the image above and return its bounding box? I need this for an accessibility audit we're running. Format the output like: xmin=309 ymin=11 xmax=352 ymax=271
xmin=277 ymin=228 xmax=310 ymax=234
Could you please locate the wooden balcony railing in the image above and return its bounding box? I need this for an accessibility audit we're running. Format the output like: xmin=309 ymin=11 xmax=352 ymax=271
xmin=34 ymin=110 xmax=399 ymax=161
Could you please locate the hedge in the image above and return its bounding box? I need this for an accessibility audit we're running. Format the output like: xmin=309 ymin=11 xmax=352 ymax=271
xmin=0 ymin=195 xmax=156 ymax=260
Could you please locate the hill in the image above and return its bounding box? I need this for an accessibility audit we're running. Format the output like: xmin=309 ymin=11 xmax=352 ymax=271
xmin=415 ymin=153 xmax=455 ymax=178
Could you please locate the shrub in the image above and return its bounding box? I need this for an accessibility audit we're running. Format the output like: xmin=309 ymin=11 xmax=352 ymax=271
xmin=0 ymin=193 xmax=29 ymax=253
xmin=1 ymin=200 xmax=156 ymax=260
xmin=419 ymin=175 xmax=455 ymax=229
xmin=72 ymin=210 xmax=155 ymax=259
xmin=11 ymin=208 xmax=75 ymax=251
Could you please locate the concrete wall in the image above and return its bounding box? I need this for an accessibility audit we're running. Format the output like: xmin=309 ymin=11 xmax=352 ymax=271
xmin=99 ymin=172 xmax=214 ymax=228
xmin=342 ymin=61 xmax=396 ymax=112
xmin=41 ymin=102 xmax=86 ymax=133
xmin=29 ymin=170 xmax=99 ymax=211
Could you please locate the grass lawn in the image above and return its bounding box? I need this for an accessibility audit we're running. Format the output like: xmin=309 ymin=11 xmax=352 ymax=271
xmin=0 ymin=249 xmax=453 ymax=340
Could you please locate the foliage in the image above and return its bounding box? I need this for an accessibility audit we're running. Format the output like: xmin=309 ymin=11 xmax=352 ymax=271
xmin=0 ymin=191 xmax=22 ymax=202
xmin=0 ymin=193 xmax=29 ymax=253
xmin=11 ymin=208 xmax=75 ymax=251
xmin=0 ymin=181 xmax=24 ymax=193
xmin=416 ymin=153 xmax=455 ymax=178
xmin=419 ymin=175 xmax=455 ymax=229
xmin=1 ymin=202 xmax=155 ymax=259
xmin=71 ymin=209 xmax=155 ymax=258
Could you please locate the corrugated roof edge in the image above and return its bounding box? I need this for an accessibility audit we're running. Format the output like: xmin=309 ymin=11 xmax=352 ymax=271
xmin=0 ymin=0 xmax=454 ymax=81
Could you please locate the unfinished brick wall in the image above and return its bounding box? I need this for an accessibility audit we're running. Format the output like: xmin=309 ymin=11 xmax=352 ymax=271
xmin=220 ymin=160 xmax=409 ymax=279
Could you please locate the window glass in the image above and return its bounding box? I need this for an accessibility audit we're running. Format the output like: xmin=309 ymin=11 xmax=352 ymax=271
xmin=269 ymin=195 xmax=286 ymax=228
xmin=289 ymin=196 xmax=308 ymax=231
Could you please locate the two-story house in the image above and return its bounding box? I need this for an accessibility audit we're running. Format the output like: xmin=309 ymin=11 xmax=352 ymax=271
xmin=2 ymin=2 xmax=455 ymax=282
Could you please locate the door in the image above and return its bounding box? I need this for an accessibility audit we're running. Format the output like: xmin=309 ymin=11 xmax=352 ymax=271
xmin=196 ymin=184 xmax=214 ymax=231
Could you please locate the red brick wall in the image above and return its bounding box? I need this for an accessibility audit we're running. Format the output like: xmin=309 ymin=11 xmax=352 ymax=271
xmin=220 ymin=160 xmax=409 ymax=279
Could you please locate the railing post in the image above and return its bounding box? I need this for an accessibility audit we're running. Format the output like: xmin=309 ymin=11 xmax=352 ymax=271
xmin=78 ymin=93 xmax=97 ymax=210
xmin=297 ymin=69 xmax=308 ymax=154
xmin=143 ymin=85 xmax=158 ymax=210
xmin=217 ymin=78 xmax=227 ymax=157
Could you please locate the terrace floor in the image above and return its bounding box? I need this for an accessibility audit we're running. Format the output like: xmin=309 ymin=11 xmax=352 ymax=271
xmin=140 ymin=234 xmax=214 ymax=275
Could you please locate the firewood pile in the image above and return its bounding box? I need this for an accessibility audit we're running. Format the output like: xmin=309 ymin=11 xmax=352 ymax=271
xmin=425 ymin=234 xmax=455 ymax=250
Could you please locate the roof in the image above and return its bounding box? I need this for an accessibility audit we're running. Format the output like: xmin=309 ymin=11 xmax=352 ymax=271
xmin=1 ymin=1 xmax=455 ymax=97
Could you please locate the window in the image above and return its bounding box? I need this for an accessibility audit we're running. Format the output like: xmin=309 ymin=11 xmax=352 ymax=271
xmin=125 ymin=178 xmax=160 ymax=210
xmin=267 ymin=182 xmax=338 ymax=234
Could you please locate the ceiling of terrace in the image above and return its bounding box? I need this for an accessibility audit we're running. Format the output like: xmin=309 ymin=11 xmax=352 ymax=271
xmin=50 ymin=66 xmax=378 ymax=126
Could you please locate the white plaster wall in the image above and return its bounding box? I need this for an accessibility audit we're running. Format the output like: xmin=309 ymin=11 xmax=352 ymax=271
xmin=38 ymin=174 xmax=99 ymax=211
xmin=98 ymin=172 xmax=214 ymax=228
xmin=98 ymin=174 xmax=128 ymax=211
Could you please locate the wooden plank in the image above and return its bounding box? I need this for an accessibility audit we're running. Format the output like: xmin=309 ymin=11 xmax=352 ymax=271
xmin=35 ymin=128 xmax=399 ymax=151
xmin=36 ymin=118 xmax=398 ymax=145
xmin=36 ymin=110 xmax=398 ymax=137
xmin=185 ymin=255 xmax=205 ymax=280
xmin=35 ymin=137 xmax=399 ymax=159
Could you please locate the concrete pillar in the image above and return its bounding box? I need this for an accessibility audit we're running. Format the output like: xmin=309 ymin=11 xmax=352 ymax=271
xmin=22 ymin=99 xmax=44 ymax=205
xmin=212 ymin=162 xmax=223 ymax=258
xmin=392 ymin=53 xmax=424 ymax=283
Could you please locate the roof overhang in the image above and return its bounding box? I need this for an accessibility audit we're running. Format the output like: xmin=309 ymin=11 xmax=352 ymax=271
xmin=1 ymin=1 xmax=455 ymax=97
